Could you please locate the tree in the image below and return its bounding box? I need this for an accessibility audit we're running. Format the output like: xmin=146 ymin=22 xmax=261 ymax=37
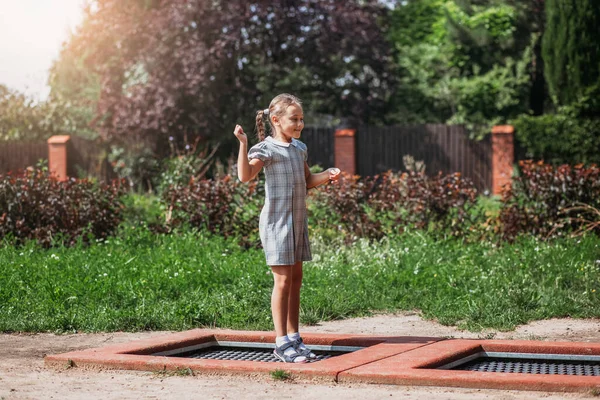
xmin=57 ymin=0 xmax=396 ymax=150
xmin=47 ymin=30 xmax=102 ymax=141
xmin=507 ymin=0 xmax=545 ymax=115
xmin=543 ymin=0 xmax=600 ymax=108
xmin=0 ymin=85 xmax=79 ymax=142
xmin=387 ymin=0 xmax=535 ymax=132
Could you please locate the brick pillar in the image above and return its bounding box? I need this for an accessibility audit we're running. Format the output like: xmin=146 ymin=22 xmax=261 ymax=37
xmin=334 ymin=129 xmax=357 ymax=175
xmin=491 ymin=125 xmax=514 ymax=196
xmin=47 ymin=135 xmax=71 ymax=181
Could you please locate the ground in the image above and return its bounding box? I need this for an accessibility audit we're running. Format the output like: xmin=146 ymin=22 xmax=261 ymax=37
xmin=1 ymin=313 xmax=599 ymax=400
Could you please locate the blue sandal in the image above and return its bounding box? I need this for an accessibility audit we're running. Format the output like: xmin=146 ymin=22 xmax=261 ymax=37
xmin=293 ymin=337 xmax=317 ymax=360
xmin=273 ymin=341 xmax=308 ymax=363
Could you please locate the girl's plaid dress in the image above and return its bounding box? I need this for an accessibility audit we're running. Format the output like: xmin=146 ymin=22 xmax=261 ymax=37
xmin=248 ymin=136 xmax=312 ymax=266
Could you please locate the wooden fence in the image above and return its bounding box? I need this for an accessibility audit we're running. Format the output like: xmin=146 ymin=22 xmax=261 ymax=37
xmin=356 ymin=125 xmax=492 ymax=193
xmin=1 ymin=125 xmax=495 ymax=193
xmin=301 ymin=124 xmax=493 ymax=193
xmin=0 ymin=137 xmax=117 ymax=182
xmin=301 ymin=126 xmax=335 ymax=170
xmin=0 ymin=141 xmax=48 ymax=174
xmin=67 ymin=136 xmax=118 ymax=182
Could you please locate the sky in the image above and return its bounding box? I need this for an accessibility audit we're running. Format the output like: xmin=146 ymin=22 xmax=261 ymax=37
xmin=0 ymin=0 xmax=86 ymax=100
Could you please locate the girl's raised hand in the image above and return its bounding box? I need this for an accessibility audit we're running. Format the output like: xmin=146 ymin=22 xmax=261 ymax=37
xmin=233 ymin=124 xmax=247 ymax=145
xmin=328 ymin=167 xmax=341 ymax=182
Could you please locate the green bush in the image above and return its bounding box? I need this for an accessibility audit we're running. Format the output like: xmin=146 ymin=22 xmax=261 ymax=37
xmin=108 ymin=145 xmax=162 ymax=193
xmin=162 ymin=168 xmax=486 ymax=247
xmin=120 ymin=192 xmax=164 ymax=227
xmin=156 ymin=140 xmax=218 ymax=197
xmin=512 ymin=103 xmax=600 ymax=166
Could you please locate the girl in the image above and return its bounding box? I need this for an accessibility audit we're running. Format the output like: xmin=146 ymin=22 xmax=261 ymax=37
xmin=234 ymin=93 xmax=341 ymax=363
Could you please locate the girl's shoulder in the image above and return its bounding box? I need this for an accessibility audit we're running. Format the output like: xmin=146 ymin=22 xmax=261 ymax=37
xmin=248 ymin=140 xmax=272 ymax=164
xmin=249 ymin=140 xmax=270 ymax=151
xmin=292 ymin=139 xmax=307 ymax=152
xmin=248 ymin=140 xmax=273 ymax=156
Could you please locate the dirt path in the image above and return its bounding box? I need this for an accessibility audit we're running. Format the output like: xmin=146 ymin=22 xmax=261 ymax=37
xmin=1 ymin=313 xmax=599 ymax=400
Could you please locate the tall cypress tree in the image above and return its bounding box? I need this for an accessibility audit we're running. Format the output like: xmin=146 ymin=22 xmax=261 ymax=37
xmin=543 ymin=0 xmax=600 ymax=107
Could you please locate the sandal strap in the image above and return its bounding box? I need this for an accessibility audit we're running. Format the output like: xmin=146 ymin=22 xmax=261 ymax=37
xmin=293 ymin=338 xmax=317 ymax=359
xmin=286 ymin=351 xmax=304 ymax=362
xmin=274 ymin=344 xmax=306 ymax=363
xmin=299 ymin=347 xmax=317 ymax=358
xmin=276 ymin=341 xmax=296 ymax=352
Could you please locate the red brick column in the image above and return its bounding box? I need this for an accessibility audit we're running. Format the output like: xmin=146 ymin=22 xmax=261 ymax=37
xmin=47 ymin=135 xmax=71 ymax=181
xmin=491 ymin=125 xmax=514 ymax=196
xmin=334 ymin=129 xmax=357 ymax=175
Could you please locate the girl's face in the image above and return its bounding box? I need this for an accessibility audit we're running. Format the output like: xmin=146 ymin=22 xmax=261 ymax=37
xmin=273 ymin=104 xmax=304 ymax=141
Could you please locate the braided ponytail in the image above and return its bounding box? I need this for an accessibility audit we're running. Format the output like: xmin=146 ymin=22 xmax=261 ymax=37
xmin=255 ymin=110 xmax=266 ymax=142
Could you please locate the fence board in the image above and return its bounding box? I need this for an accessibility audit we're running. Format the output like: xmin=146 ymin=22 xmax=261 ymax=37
xmin=356 ymin=124 xmax=492 ymax=193
xmin=0 ymin=138 xmax=118 ymax=183
xmin=0 ymin=141 xmax=47 ymax=174
xmin=2 ymin=125 xmax=493 ymax=192
xmin=300 ymin=127 xmax=335 ymax=170
xmin=68 ymin=136 xmax=118 ymax=182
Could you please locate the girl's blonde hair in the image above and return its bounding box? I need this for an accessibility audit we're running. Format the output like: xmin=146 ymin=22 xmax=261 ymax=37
xmin=255 ymin=93 xmax=302 ymax=141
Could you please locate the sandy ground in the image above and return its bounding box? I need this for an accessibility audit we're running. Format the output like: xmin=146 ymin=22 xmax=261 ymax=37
xmin=1 ymin=313 xmax=600 ymax=400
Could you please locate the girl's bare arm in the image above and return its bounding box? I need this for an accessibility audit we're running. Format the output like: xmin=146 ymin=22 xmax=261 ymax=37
xmin=237 ymin=144 xmax=264 ymax=182
xmin=234 ymin=125 xmax=264 ymax=182
xmin=304 ymin=162 xmax=340 ymax=189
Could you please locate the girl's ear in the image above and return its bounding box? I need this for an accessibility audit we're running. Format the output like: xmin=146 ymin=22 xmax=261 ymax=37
xmin=271 ymin=114 xmax=279 ymax=125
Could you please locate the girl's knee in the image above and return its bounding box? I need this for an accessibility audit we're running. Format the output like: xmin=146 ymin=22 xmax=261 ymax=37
xmin=273 ymin=275 xmax=292 ymax=291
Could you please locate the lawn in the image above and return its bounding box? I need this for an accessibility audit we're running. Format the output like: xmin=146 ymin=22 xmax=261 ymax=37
xmin=1 ymin=223 xmax=598 ymax=333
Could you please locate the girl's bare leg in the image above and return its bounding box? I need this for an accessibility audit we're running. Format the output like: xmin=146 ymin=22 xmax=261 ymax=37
xmin=287 ymin=261 xmax=303 ymax=334
xmin=270 ymin=265 xmax=293 ymax=338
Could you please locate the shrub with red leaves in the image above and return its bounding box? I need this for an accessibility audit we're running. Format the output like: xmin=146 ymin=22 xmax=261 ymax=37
xmin=312 ymin=170 xmax=479 ymax=240
xmin=500 ymin=160 xmax=600 ymax=240
xmin=0 ymin=167 xmax=127 ymax=247
xmin=163 ymin=175 xmax=262 ymax=248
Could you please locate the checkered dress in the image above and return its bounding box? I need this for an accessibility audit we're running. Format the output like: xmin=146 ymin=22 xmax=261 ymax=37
xmin=248 ymin=136 xmax=312 ymax=266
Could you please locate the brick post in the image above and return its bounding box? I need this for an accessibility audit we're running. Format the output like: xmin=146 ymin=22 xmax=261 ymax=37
xmin=334 ymin=129 xmax=357 ymax=175
xmin=491 ymin=125 xmax=514 ymax=196
xmin=47 ymin=135 xmax=71 ymax=181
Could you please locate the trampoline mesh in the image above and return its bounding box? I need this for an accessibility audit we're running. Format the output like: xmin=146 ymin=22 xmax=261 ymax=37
xmin=171 ymin=346 xmax=346 ymax=363
xmin=452 ymin=356 xmax=600 ymax=376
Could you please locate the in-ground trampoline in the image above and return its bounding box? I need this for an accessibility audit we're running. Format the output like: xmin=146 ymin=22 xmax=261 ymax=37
xmin=45 ymin=329 xmax=600 ymax=392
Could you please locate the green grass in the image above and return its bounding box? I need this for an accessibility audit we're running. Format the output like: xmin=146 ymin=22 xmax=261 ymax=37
xmin=0 ymin=224 xmax=599 ymax=333
xmin=270 ymin=369 xmax=292 ymax=381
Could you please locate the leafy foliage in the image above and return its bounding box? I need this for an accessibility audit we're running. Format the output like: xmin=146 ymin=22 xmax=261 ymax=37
xmin=500 ymin=160 xmax=600 ymax=241
xmin=445 ymin=47 xmax=532 ymax=136
xmin=543 ymin=0 xmax=600 ymax=108
xmin=163 ymin=175 xmax=263 ymax=248
xmin=156 ymin=138 xmax=219 ymax=196
xmin=311 ymin=170 xmax=480 ymax=241
xmin=0 ymin=85 xmax=85 ymax=142
xmin=512 ymin=99 xmax=600 ymax=166
xmin=62 ymin=0 xmax=395 ymax=148
xmin=159 ymin=167 xmax=481 ymax=248
xmin=0 ymin=162 xmax=128 ymax=247
xmin=387 ymin=0 xmax=537 ymax=132
xmin=107 ymin=144 xmax=162 ymax=193
xmin=47 ymin=34 xmax=101 ymax=141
